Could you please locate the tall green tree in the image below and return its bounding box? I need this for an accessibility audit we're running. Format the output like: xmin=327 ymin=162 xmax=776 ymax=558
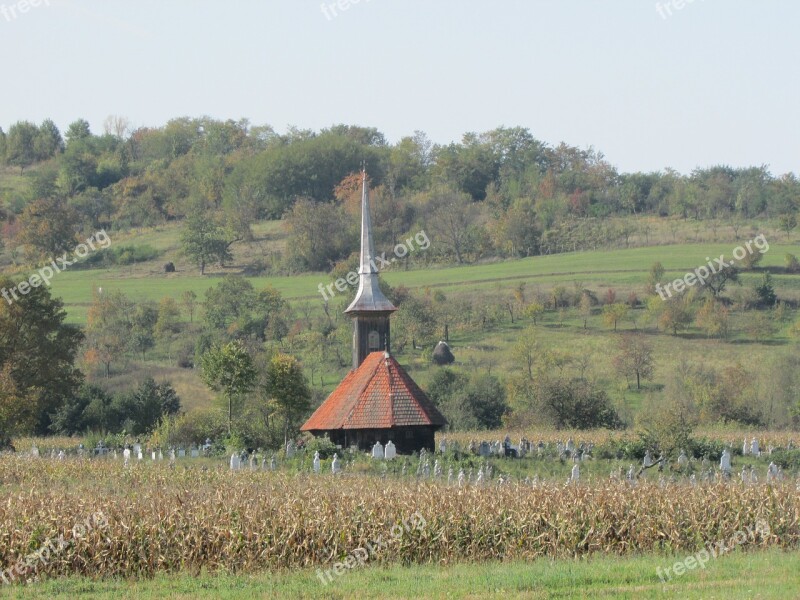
xmin=262 ymin=353 xmax=311 ymax=445
xmin=180 ymin=212 xmax=233 ymax=274
xmin=0 ymin=276 xmax=83 ymax=435
xmin=200 ymin=340 xmax=257 ymax=434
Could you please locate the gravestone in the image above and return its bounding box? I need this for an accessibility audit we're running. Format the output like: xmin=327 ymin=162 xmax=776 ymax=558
xmin=678 ymin=450 xmax=688 ymax=467
xmin=313 ymin=451 xmax=321 ymax=473
xmin=371 ymin=441 xmax=384 ymax=460
xmin=767 ymin=462 xmax=778 ymax=482
xmin=178 ymin=448 xmax=186 ymax=458
xmin=742 ymin=439 xmax=749 ymax=456
xmin=331 ymin=453 xmax=341 ymax=474
xmin=286 ymin=441 xmax=295 ymax=458
xmin=439 ymin=437 xmax=447 ymax=454
xmin=31 ymin=445 xmax=39 ymax=458
xmin=643 ymin=450 xmax=653 ymax=468
xmin=751 ymin=438 xmax=760 ymax=457
xmin=191 ymin=447 xmax=199 ymax=458
xmin=133 ymin=442 xmax=142 ymax=457
xmin=458 ymin=469 xmax=465 ymax=487
xmin=478 ymin=441 xmax=490 ymax=458
xmin=230 ymin=453 xmax=240 ymax=470
xmin=384 ymin=441 xmax=396 ymax=460
xmin=720 ymin=449 xmax=732 ymax=475
xmin=123 ymin=448 xmax=131 ymax=466
xmin=270 ymin=455 xmax=277 ymax=471
xmin=571 ymin=463 xmax=580 ymax=483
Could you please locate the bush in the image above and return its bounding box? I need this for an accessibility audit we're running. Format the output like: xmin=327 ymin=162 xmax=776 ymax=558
xmin=164 ymin=409 xmax=228 ymax=448
xmin=77 ymin=244 xmax=161 ymax=269
xmin=786 ymin=254 xmax=800 ymax=274
xmin=304 ymin=434 xmax=339 ymax=459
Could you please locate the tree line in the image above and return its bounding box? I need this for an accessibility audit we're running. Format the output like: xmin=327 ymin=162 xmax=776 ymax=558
xmin=2 ymin=118 xmax=798 ymax=273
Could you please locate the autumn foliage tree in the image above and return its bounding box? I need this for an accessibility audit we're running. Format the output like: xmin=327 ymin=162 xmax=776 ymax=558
xmin=613 ymin=334 xmax=655 ymax=390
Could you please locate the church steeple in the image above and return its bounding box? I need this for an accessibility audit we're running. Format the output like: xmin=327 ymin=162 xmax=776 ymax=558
xmin=345 ymin=169 xmax=396 ymax=369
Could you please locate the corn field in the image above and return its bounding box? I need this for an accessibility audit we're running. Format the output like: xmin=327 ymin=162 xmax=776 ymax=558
xmin=437 ymin=429 xmax=800 ymax=448
xmin=1 ymin=456 xmax=799 ymax=583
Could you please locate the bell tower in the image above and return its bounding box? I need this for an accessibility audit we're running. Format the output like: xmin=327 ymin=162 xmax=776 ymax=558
xmin=344 ymin=169 xmax=396 ymax=369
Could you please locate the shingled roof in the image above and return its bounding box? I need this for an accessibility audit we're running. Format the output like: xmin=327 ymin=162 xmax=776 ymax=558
xmin=301 ymin=351 xmax=448 ymax=431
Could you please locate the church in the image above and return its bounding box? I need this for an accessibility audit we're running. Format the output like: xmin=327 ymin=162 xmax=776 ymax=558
xmin=300 ymin=171 xmax=447 ymax=454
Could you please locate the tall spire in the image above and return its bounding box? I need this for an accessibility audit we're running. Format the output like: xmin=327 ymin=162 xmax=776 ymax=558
xmin=345 ymin=169 xmax=397 ymax=314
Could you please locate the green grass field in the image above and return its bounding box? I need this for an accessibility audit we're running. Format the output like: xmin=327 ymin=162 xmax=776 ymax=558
xmin=36 ymin=240 xmax=800 ymax=325
xmin=3 ymin=549 xmax=798 ymax=599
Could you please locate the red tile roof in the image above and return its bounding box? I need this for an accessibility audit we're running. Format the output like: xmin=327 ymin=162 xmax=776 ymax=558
xmin=301 ymin=352 xmax=448 ymax=431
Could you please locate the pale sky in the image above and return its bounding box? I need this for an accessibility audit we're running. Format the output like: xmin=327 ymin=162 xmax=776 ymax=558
xmin=1 ymin=0 xmax=798 ymax=175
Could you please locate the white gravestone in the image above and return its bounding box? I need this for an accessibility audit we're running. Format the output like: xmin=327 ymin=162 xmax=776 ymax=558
xmin=751 ymin=438 xmax=760 ymax=457
xmin=230 ymin=453 xmax=240 ymax=470
xmin=313 ymin=451 xmax=321 ymax=473
xmin=720 ymin=449 xmax=732 ymax=475
xmin=372 ymin=441 xmax=384 ymax=459
xmin=767 ymin=462 xmax=778 ymax=482
xmin=191 ymin=447 xmax=199 ymax=458
xmin=571 ymin=463 xmax=580 ymax=483
xmin=384 ymin=441 xmax=397 ymax=460
xmin=123 ymin=448 xmax=131 ymax=466
xmin=331 ymin=453 xmax=341 ymax=474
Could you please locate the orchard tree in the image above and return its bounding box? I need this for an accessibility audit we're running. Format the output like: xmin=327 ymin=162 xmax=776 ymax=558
xmin=181 ymin=290 xmax=198 ymax=322
xmin=180 ymin=212 xmax=233 ymax=274
xmin=602 ymin=302 xmax=628 ymax=331
xmin=84 ymin=290 xmax=133 ymax=377
xmin=613 ymin=334 xmax=655 ymax=390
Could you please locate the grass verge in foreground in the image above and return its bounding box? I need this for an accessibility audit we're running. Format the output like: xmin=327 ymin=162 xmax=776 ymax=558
xmin=2 ymin=549 xmax=799 ymax=599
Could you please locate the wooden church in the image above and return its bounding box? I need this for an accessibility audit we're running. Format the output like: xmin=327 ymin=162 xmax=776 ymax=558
xmin=301 ymin=171 xmax=447 ymax=453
